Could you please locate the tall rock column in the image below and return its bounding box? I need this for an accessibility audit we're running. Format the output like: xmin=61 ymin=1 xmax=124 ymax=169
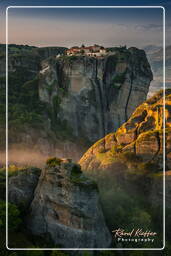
xmin=38 ymin=47 xmax=153 ymax=143
xmin=27 ymin=158 xmax=112 ymax=248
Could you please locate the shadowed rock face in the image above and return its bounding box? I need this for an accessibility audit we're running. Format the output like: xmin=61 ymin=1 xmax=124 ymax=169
xmin=8 ymin=167 xmax=41 ymax=209
xmin=27 ymin=158 xmax=111 ymax=248
xmin=39 ymin=47 xmax=153 ymax=142
xmin=79 ymin=89 xmax=171 ymax=171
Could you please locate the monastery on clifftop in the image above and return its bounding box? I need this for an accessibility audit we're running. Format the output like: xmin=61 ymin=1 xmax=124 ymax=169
xmin=66 ymin=44 xmax=107 ymax=57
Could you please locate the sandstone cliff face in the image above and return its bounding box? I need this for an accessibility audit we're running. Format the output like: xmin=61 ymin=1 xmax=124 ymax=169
xmin=79 ymin=89 xmax=170 ymax=171
xmin=39 ymin=47 xmax=153 ymax=142
xmin=79 ymin=90 xmax=171 ymax=210
xmin=26 ymin=158 xmax=111 ymax=248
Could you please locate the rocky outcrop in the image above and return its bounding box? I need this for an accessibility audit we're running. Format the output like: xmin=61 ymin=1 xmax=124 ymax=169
xmin=35 ymin=46 xmax=67 ymax=60
xmin=79 ymin=89 xmax=171 ymax=171
xmin=79 ymin=89 xmax=171 ymax=216
xmin=27 ymin=158 xmax=111 ymax=248
xmin=0 ymin=44 xmax=67 ymax=78
xmin=7 ymin=158 xmax=111 ymax=248
xmin=1 ymin=45 xmax=153 ymax=164
xmin=8 ymin=167 xmax=41 ymax=209
xmin=39 ymin=47 xmax=153 ymax=142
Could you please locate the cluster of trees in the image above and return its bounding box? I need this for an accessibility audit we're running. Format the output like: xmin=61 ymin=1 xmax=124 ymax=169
xmin=86 ymin=167 xmax=166 ymax=251
xmin=0 ymin=66 xmax=48 ymax=130
xmin=0 ymin=161 xmax=167 ymax=254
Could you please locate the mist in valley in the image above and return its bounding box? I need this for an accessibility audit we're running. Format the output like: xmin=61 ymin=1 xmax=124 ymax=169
xmin=0 ymin=143 xmax=87 ymax=168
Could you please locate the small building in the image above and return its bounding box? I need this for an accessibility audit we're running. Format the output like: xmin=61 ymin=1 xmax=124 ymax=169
xmin=66 ymin=44 xmax=107 ymax=57
xmin=100 ymin=47 xmax=106 ymax=54
xmin=66 ymin=46 xmax=81 ymax=55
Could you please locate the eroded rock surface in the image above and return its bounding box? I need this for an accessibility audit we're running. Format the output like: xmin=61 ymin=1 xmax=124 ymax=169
xmin=8 ymin=167 xmax=41 ymax=209
xmin=27 ymin=158 xmax=111 ymax=248
xmin=39 ymin=47 xmax=153 ymax=142
xmin=79 ymin=89 xmax=171 ymax=171
xmin=79 ymin=90 xmax=171 ymax=210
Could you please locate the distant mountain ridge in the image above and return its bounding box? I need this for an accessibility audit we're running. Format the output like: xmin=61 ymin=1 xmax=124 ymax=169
xmin=143 ymin=45 xmax=162 ymax=55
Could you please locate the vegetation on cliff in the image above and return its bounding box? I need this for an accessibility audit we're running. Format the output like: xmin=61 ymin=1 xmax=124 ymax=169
xmin=79 ymin=90 xmax=170 ymax=249
xmin=0 ymin=44 xmax=170 ymax=253
xmin=80 ymin=89 xmax=170 ymax=172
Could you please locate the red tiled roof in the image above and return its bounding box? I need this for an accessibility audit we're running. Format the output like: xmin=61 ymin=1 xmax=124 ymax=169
xmin=67 ymin=45 xmax=105 ymax=52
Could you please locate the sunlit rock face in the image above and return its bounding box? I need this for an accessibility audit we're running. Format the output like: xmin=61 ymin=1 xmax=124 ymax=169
xmin=39 ymin=47 xmax=153 ymax=143
xmin=79 ymin=90 xmax=171 ymax=172
xmin=27 ymin=158 xmax=111 ymax=248
xmin=79 ymin=90 xmax=171 ymax=210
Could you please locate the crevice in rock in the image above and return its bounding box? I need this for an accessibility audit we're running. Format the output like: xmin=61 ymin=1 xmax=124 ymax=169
xmin=152 ymin=131 xmax=161 ymax=160
xmin=134 ymin=129 xmax=138 ymax=154
xmin=124 ymin=69 xmax=134 ymax=122
xmin=94 ymin=58 xmax=106 ymax=139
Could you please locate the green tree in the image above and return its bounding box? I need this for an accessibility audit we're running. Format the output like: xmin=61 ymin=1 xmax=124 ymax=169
xmin=0 ymin=201 xmax=21 ymax=231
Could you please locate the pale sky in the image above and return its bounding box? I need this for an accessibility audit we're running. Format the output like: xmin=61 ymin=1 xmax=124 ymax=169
xmin=0 ymin=2 xmax=170 ymax=48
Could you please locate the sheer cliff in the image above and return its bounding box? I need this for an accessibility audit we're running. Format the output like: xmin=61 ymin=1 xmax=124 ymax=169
xmin=79 ymin=90 xmax=170 ymax=212
xmin=79 ymin=89 xmax=170 ymax=171
xmin=0 ymin=45 xmax=153 ymax=164
xmin=39 ymin=47 xmax=153 ymax=143
xmin=78 ymin=90 xmax=169 ymax=245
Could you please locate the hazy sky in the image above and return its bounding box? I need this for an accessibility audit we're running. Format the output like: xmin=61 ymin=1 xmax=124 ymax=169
xmin=1 ymin=0 xmax=171 ymax=48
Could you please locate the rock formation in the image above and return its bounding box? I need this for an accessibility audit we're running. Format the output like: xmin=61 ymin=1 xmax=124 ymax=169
xmin=79 ymin=90 xmax=171 ymax=210
xmin=79 ymin=89 xmax=170 ymax=171
xmin=8 ymin=158 xmax=111 ymax=248
xmin=8 ymin=167 xmax=41 ymax=209
xmin=27 ymin=158 xmax=111 ymax=248
xmin=0 ymin=45 xmax=153 ymax=164
xmin=39 ymin=47 xmax=153 ymax=142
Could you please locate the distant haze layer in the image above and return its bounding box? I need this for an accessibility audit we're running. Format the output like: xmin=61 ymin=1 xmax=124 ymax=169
xmin=4 ymin=7 xmax=165 ymax=48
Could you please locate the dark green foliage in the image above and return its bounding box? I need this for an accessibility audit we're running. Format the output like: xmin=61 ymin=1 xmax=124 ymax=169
xmin=70 ymin=164 xmax=82 ymax=183
xmin=0 ymin=169 xmax=6 ymax=200
xmin=0 ymin=201 xmax=21 ymax=231
xmin=52 ymin=95 xmax=61 ymax=118
xmin=0 ymin=69 xmax=49 ymax=131
xmin=106 ymin=46 xmax=127 ymax=53
xmin=71 ymin=164 xmax=82 ymax=175
xmin=36 ymin=46 xmax=67 ymax=59
xmin=138 ymin=161 xmax=160 ymax=172
xmin=61 ymin=55 xmax=79 ymax=62
xmin=0 ymin=76 xmax=6 ymax=84
xmin=87 ymin=168 xmax=163 ymax=248
xmin=8 ymin=166 xmax=41 ymax=177
xmin=46 ymin=157 xmax=62 ymax=167
xmin=0 ymin=45 xmax=50 ymax=134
